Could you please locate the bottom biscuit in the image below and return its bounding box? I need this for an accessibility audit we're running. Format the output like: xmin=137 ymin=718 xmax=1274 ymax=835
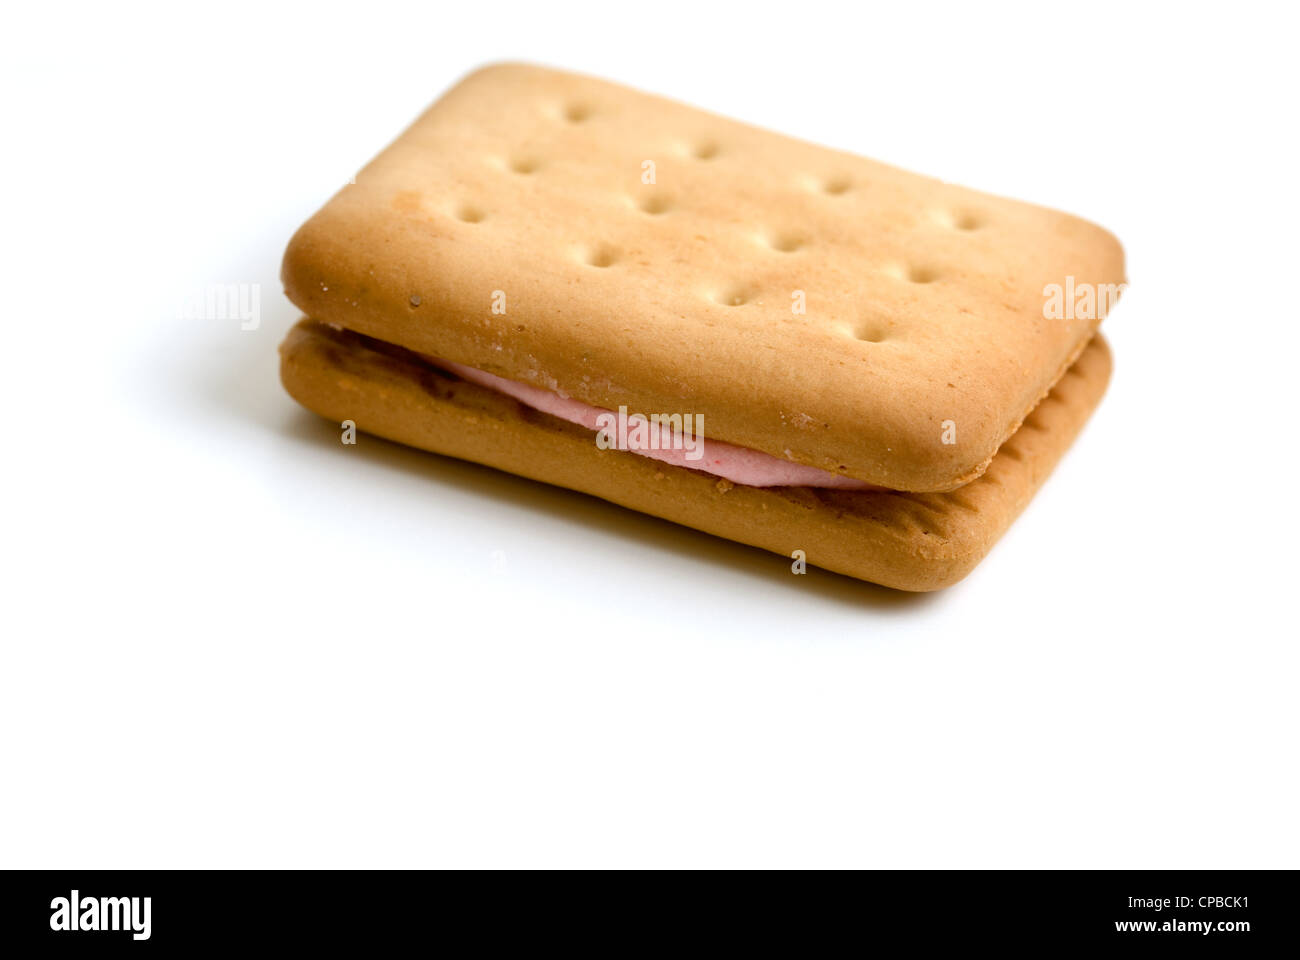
xmin=279 ymin=320 xmax=1112 ymax=591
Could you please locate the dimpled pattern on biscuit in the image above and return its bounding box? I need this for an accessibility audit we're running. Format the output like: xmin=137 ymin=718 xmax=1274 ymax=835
xmin=282 ymin=63 xmax=1124 ymax=492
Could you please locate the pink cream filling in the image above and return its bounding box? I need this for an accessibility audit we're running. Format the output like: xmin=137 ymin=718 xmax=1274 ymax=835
xmin=426 ymin=355 xmax=874 ymax=490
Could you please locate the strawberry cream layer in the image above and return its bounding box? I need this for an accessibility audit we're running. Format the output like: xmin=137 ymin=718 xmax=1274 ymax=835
xmin=426 ymin=356 xmax=874 ymax=490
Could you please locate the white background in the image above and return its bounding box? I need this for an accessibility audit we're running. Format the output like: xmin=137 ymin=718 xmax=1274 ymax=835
xmin=3 ymin=1 xmax=1297 ymax=868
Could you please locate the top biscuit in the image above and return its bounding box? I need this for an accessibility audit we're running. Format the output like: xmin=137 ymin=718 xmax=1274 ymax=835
xmin=282 ymin=62 xmax=1124 ymax=491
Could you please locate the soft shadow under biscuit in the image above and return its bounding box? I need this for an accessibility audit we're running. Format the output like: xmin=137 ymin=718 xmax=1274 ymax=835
xmin=279 ymin=321 xmax=1112 ymax=591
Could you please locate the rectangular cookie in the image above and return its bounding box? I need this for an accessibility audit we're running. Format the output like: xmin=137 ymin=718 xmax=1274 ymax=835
xmin=281 ymin=62 xmax=1124 ymax=492
xmin=280 ymin=320 xmax=1112 ymax=591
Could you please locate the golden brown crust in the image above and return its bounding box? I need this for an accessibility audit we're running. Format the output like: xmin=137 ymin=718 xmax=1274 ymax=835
xmin=281 ymin=62 xmax=1125 ymax=493
xmin=279 ymin=319 xmax=1112 ymax=590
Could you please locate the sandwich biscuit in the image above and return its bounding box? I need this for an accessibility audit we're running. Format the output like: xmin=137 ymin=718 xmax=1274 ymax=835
xmin=278 ymin=63 xmax=1124 ymax=588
